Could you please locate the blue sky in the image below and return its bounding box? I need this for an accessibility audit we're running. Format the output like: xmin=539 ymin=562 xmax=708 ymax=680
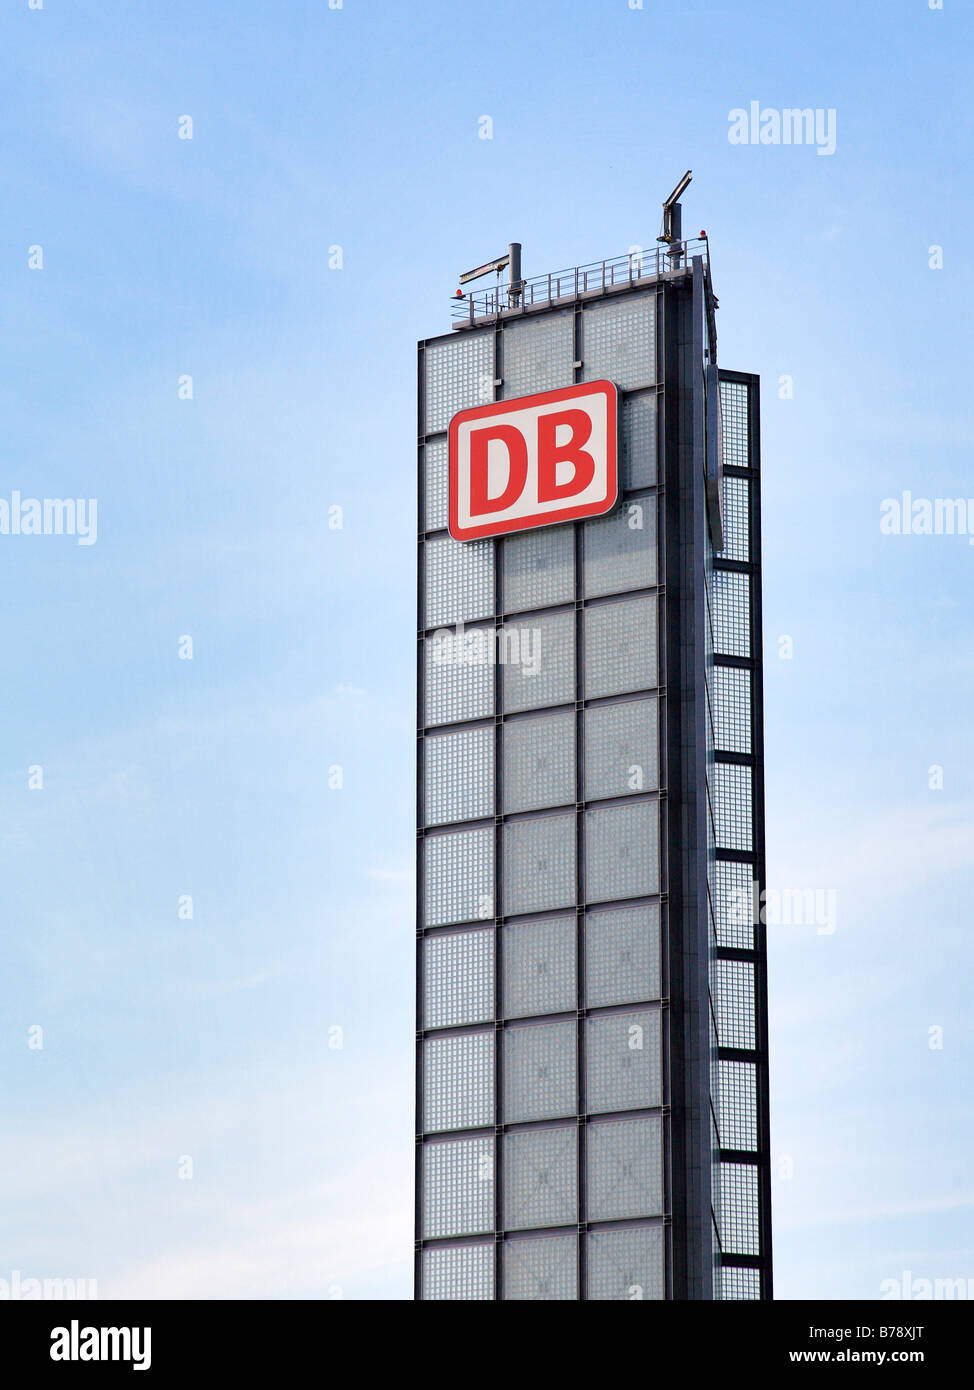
xmin=0 ymin=0 xmax=970 ymax=1299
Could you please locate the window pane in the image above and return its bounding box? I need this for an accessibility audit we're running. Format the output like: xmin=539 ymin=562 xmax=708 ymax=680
xmin=501 ymin=610 xmax=575 ymax=712
xmin=583 ymin=698 xmax=657 ymax=801
xmin=582 ymin=496 xmax=656 ymax=598
xmin=423 ymin=624 xmax=494 ymax=727
xmin=503 ymin=1020 xmax=576 ymax=1123
xmin=584 ymin=903 xmax=660 ymax=1007
xmin=424 ymin=534 xmax=494 ymax=629
xmin=503 ymin=1127 xmax=577 ymax=1230
xmin=503 ymin=1234 xmax=578 ymax=1300
xmin=423 ymin=927 xmax=494 ymax=1029
xmin=500 ymin=311 xmax=574 ymax=400
xmin=581 ymin=292 xmax=656 ymax=391
xmin=583 ymin=596 xmax=656 ymax=698
xmin=585 ymin=1008 xmax=661 ymax=1113
xmin=586 ymin=1226 xmax=663 ymax=1300
xmin=424 ymin=331 xmax=493 ymax=434
xmin=502 ymin=711 xmax=575 ymax=813
xmin=503 ymin=813 xmax=575 ymax=916
xmin=503 ymin=916 xmax=576 ymax=1018
xmin=586 ymin=1114 xmax=663 ymax=1220
xmin=501 ymin=525 xmax=574 ymax=614
xmin=424 ymin=726 xmax=494 ymax=826
xmin=424 ymin=826 xmax=494 ymax=927
xmin=423 ymin=1136 xmax=494 ymax=1238
xmin=584 ymin=801 xmax=659 ymax=903
xmin=422 ymin=1243 xmax=494 ymax=1300
xmin=424 ymin=1031 xmax=494 ymax=1132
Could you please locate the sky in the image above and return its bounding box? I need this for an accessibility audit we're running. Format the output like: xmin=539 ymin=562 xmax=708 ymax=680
xmin=0 ymin=0 xmax=971 ymax=1301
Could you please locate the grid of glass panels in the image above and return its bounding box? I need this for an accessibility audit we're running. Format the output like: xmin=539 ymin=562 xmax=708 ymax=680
xmin=712 ymin=665 xmax=751 ymax=754
xmin=423 ymin=437 xmax=448 ymax=532
xmin=584 ymin=903 xmax=660 ymax=1007
xmin=586 ymin=1114 xmax=663 ymax=1219
xmin=423 ymin=826 xmax=494 ymax=927
xmin=620 ymin=392 xmax=657 ymax=490
xmin=712 ymin=762 xmax=753 ymax=852
xmin=716 ymin=1059 xmax=758 ymax=1151
xmin=585 ymin=1008 xmax=661 ymax=1113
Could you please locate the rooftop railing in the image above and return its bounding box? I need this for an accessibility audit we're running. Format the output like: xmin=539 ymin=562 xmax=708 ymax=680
xmin=450 ymin=237 xmax=709 ymax=326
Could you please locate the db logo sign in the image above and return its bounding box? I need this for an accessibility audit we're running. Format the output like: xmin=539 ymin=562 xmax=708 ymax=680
xmin=448 ymin=381 xmax=618 ymax=542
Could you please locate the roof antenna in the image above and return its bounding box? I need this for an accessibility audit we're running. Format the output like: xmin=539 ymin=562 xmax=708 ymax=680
xmin=458 ymin=243 xmax=523 ymax=307
xmin=658 ymin=170 xmax=692 ymax=269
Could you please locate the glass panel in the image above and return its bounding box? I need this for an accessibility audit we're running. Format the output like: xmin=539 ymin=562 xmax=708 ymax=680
xmin=711 ymin=570 xmax=750 ymax=657
xmin=712 ymin=665 xmax=751 ymax=755
xmin=424 ymin=331 xmax=494 ymax=434
xmin=721 ymin=1265 xmax=761 ymax=1300
xmin=503 ymin=1126 xmax=577 ymax=1230
xmin=583 ymin=596 xmax=656 ymax=698
xmin=713 ymin=959 xmax=756 ymax=1050
xmin=586 ymin=1114 xmax=663 ymax=1220
xmin=423 ymin=927 xmax=494 ymax=1029
xmin=503 ymin=1019 xmax=576 ymax=1123
xmin=424 ymin=826 xmax=494 ymax=927
xmin=585 ymin=1007 xmax=661 ymax=1113
xmin=720 ymin=378 xmax=750 ymax=469
xmin=711 ymin=860 xmax=755 ymax=951
xmin=424 ymin=1031 xmax=494 ymax=1133
xmin=500 ymin=311 xmax=574 ymax=400
xmin=502 ymin=711 xmax=575 ymax=814
xmin=716 ymin=1059 xmax=758 ymax=1152
xmin=423 ymin=437 xmax=448 ymax=532
xmin=584 ymin=903 xmax=660 ymax=1007
xmin=583 ymin=698 xmax=657 ymax=801
xmin=586 ymin=1226 xmax=664 ymax=1300
xmin=501 ymin=525 xmax=574 ymax=614
xmin=422 ymin=1136 xmax=494 ymax=1238
xmin=503 ymin=1233 xmax=578 ymax=1300
xmin=422 ymin=1243 xmax=494 ymax=1300
xmin=423 ymin=623 xmax=494 ymax=728
xmin=582 ymin=496 xmax=656 ymax=598
xmin=502 ymin=916 xmax=576 ymax=1018
xmin=581 ymin=292 xmax=656 ymax=391
xmin=584 ymin=801 xmax=659 ymax=903
xmin=620 ymin=391 xmax=656 ymax=490
xmin=424 ymin=534 xmax=494 ymax=629
xmin=722 ymin=474 xmax=750 ymax=561
xmin=501 ymin=610 xmax=575 ymax=712
xmin=424 ymin=725 xmax=494 ymax=826
xmin=502 ymin=813 xmax=576 ymax=916
xmin=712 ymin=762 xmax=752 ymax=852
xmin=719 ymin=1161 xmax=760 ymax=1256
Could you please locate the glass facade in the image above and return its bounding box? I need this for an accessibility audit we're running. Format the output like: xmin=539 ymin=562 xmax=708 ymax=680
xmin=417 ymin=267 xmax=770 ymax=1298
